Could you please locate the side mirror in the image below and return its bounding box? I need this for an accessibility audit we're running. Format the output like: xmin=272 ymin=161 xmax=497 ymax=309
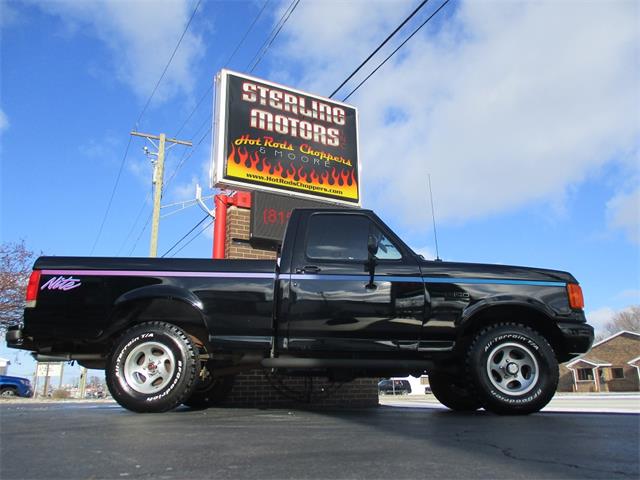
xmin=367 ymin=235 xmax=379 ymax=257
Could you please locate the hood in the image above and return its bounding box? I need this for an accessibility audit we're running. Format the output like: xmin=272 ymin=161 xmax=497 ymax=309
xmin=417 ymin=259 xmax=577 ymax=284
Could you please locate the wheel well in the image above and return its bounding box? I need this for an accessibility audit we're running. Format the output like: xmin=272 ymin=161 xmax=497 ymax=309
xmin=458 ymin=305 xmax=568 ymax=361
xmin=106 ymin=298 xmax=211 ymax=354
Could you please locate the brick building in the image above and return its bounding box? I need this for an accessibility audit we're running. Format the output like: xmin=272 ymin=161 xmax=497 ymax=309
xmin=557 ymin=331 xmax=640 ymax=392
xmin=217 ymin=195 xmax=379 ymax=408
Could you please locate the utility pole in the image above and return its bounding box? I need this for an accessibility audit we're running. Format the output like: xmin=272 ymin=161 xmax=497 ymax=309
xmin=79 ymin=367 xmax=87 ymax=399
xmin=130 ymin=131 xmax=192 ymax=257
xmin=42 ymin=363 xmax=50 ymax=397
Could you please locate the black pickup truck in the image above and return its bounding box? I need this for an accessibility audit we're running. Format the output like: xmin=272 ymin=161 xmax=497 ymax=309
xmin=7 ymin=208 xmax=593 ymax=414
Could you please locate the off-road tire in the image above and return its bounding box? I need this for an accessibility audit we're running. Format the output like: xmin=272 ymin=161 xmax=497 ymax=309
xmin=183 ymin=363 xmax=235 ymax=409
xmin=466 ymin=323 xmax=558 ymax=415
xmin=106 ymin=322 xmax=199 ymax=413
xmin=428 ymin=372 xmax=481 ymax=411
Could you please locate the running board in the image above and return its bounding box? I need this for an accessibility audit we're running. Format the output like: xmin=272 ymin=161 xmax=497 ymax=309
xmin=261 ymin=357 xmax=434 ymax=371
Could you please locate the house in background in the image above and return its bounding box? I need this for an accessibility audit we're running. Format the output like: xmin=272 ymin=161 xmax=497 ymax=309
xmin=557 ymin=331 xmax=640 ymax=392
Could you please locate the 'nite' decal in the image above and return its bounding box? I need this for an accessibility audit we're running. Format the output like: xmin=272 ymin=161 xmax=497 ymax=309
xmin=41 ymin=276 xmax=82 ymax=291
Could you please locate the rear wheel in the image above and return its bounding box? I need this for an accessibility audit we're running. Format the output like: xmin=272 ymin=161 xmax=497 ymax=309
xmin=466 ymin=323 xmax=558 ymax=415
xmin=106 ymin=322 xmax=199 ymax=413
xmin=428 ymin=372 xmax=481 ymax=411
xmin=183 ymin=362 xmax=235 ymax=409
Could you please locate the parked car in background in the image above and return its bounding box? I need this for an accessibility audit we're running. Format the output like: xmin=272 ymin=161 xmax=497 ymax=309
xmin=379 ymin=379 xmax=411 ymax=395
xmin=0 ymin=375 xmax=33 ymax=398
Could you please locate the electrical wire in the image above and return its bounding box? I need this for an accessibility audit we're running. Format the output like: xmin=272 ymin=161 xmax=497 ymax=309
xmin=126 ymin=127 xmax=211 ymax=256
xmin=247 ymin=0 xmax=301 ymax=73
xmin=128 ymin=212 xmax=152 ymax=256
xmin=342 ymin=0 xmax=451 ymax=102
xmin=90 ymin=135 xmax=133 ymax=254
xmin=135 ymin=0 xmax=203 ymax=129
xmin=170 ymin=218 xmax=214 ymax=257
xmin=161 ymin=214 xmax=211 ymax=257
xmin=172 ymin=0 xmax=270 ymax=139
xmin=116 ymin=190 xmax=152 ymax=256
xmin=165 ymin=115 xmax=212 ymax=188
xmin=92 ymin=0 xmax=203 ymax=255
xmin=329 ymin=0 xmax=430 ymax=98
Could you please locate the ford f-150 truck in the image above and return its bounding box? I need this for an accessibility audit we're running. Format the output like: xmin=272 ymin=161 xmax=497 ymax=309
xmin=6 ymin=208 xmax=594 ymax=414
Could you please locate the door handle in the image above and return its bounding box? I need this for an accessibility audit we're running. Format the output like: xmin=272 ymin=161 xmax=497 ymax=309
xmin=297 ymin=265 xmax=321 ymax=274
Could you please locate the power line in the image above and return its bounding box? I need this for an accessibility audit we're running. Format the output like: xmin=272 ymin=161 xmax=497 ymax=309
xmin=165 ymin=130 xmax=211 ymax=188
xmin=126 ymin=126 xmax=210 ymax=256
xmin=172 ymin=0 xmax=270 ymax=139
xmin=91 ymin=0 xmax=203 ymax=255
xmin=226 ymin=0 xmax=271 ymax=69
xmin=342 ymin=0 xmax=452 ymax=102
xmin=171 ymin=218 xmax=215 ymax=257
xmin=90 ymin=135 xmax=133 ymax=255
xmin=247 ymin=0 xmax=301 ymax=73
xmin=116 ymin=190 xmax=152 ymax=256
xmin=129 ymin=213 xmax=152 ymax=256
xmin=136 ymin=0 xmax=203 ymax=129
xmin=161 ymin=214 xmax=210 ymax=257
xmin=329 ymin=0 xmax=430 ymax=98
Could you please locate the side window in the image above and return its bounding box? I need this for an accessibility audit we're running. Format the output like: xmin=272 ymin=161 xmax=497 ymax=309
xmin=305 ymin=214 xmax=403 ymax=262
xmin=370 ymin=225 xmax=402 ymax=260
xmin=306 ymin=214 xmax=369 ymax=261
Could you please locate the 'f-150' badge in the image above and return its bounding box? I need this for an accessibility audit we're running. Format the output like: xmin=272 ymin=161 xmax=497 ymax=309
xmin=41 ymin=276 xmax=81 ymax=291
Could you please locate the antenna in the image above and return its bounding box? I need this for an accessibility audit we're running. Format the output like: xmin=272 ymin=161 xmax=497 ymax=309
xmin=427 ymin=174 xmax=442 ymax=261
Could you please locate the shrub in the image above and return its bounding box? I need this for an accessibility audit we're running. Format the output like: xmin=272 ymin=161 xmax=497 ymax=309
xmin=51 ymin=389 xmax=70 ymax=399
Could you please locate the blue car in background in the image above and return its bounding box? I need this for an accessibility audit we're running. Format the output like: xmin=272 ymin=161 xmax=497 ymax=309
xmin=0 ymin=375 xmax=33 ymax=398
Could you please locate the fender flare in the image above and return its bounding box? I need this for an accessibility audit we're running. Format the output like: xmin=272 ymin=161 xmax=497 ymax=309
xmin=101 ymin=285 xmax=212 ymax=342
xmin=459 ymin=294 xmax=557 ymax=330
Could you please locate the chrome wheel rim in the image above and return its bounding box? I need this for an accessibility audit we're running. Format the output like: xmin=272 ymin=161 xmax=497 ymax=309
xmin=486 ymin=342 xmax=539 ymax=396
xmin=123 ymin=341 xmax=176 ymax=394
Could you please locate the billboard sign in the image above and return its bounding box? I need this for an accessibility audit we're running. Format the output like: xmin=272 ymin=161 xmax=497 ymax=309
xmin=37 ymin=363 xmax=62 ymax=377
xmin=250 ymin=191 xmax=348 ymax=244
xmin=212 ymin=70 xmax=360 ymax=206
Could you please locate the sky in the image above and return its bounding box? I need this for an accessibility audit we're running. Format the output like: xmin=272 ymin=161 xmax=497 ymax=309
xmin=1 ymin=0 xmax=638 ymax=381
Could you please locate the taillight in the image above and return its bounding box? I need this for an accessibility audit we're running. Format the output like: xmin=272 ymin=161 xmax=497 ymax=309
xmin=567 ymin=283 xmax=584 ymax=310
xmin=25 ymin=270 xmax=41 ymax=307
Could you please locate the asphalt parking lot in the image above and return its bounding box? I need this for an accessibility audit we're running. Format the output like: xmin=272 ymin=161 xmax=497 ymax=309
xmin=1 ymin=400 xmax=638 ymax=479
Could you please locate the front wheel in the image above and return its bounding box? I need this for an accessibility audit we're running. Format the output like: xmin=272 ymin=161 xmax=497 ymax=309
xmin=106 ymin=322 xmax=199 ymax=413
xmin=466 ymin=323 xmax=558 ymax=415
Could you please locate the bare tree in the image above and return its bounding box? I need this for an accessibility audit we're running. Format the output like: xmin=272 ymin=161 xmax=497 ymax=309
xmin=0 ymin=241 xmax=36 ymax=333
xmin=597 ymin=305 xmax=640 ymax=341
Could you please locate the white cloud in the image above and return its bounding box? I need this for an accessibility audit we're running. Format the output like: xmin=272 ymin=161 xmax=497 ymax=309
xmin=34 ymin=0 xmax=204 ymax=108
xmin=274 ymin=0 xmax=639 ymax=227
xmin=413 ymin=245 xmax=436 ymax=260
xmin=586 ymin=306 xmax=615 ymax=334
xmin=0 ymin=109 xmax=9 ymax=133
xmin=607 ymin=187 xmax=640 ymax=244
xmin=0 ymin=2 xmax=20 ymax=28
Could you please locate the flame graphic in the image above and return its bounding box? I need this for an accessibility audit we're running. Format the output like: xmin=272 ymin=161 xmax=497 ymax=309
xmin=225 ymin=144 xmax=358 ymax=200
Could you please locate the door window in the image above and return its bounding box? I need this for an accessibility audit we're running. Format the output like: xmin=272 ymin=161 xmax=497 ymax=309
xmin=306 ymin=214 xmax=402 ymax=261
xmin=306 ymin=214 xmax=369 ymax=261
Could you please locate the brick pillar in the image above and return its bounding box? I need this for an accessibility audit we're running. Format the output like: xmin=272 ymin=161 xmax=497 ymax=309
xmin=223 ymin=202 xmax=379 ymax=408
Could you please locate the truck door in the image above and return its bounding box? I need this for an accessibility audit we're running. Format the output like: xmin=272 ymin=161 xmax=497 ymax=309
xmin=283 ymin=211 xmax=425 ymax=353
